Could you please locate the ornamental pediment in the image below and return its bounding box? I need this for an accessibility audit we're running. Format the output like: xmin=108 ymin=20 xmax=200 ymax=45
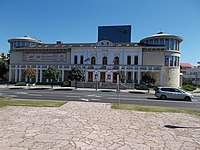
xmin=95 ymin=40 xmax=116 ymax=47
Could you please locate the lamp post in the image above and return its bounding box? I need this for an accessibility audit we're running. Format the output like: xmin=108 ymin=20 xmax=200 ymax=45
xmin=94 ymin=46 xmax=98 ymax=91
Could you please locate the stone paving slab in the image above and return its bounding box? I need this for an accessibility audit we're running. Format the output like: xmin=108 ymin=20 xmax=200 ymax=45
xmin=0 ymin=102 xmax=200 ymax=150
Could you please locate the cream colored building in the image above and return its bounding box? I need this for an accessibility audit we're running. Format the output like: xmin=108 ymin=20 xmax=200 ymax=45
xmin=8 ymin=32 xmax=183 ymax=87
xmin=141 ymin=32 xmax=183 ymax=87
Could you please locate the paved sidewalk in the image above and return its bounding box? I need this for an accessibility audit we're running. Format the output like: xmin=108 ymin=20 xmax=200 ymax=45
xmin=0 ymin=102 xmax=200 ymax=150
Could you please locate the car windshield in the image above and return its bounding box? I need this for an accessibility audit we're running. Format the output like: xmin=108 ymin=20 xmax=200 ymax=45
xmin=179 ymin=89 xmax=186 ymax=93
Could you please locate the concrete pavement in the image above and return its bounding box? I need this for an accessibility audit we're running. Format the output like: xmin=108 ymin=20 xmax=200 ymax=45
xmin=0 ymin=102 xmax=200 ymax=150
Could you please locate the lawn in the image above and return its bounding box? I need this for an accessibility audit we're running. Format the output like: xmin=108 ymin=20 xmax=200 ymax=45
xmin=0 ymin=97 xmax=66 ymax=108
xmin=112 ymin=104 xmax=200 ymax=117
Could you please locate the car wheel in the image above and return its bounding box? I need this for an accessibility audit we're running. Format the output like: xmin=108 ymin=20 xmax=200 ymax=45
xmin=184 ymin=96 xmax=191 ymax=101
xmin=160 ymin=95 xmax=167 ymax=100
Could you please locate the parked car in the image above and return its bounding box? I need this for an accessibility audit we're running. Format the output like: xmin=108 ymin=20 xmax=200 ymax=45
xmin=155 ymin=87 xmax=194 ymax=101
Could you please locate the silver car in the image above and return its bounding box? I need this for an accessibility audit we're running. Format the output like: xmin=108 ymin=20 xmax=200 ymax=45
xmin=155 ymin=87 xmax=194 ymax=101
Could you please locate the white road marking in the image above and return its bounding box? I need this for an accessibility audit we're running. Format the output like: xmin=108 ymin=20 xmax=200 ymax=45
xmin=91 ymin=99 xmax=100 ymax=101
xmin=80 ymin=98 xmax=89 ymax=101
xmin=66 ymin=96 xmax=80 ymax=97
xmin=16 ymin=92 xmax=27 ymax=94
xmin=28 ymin=94 xmax=42 ymax=96
xmin=87 ymin=95 xmax=102 ymax=97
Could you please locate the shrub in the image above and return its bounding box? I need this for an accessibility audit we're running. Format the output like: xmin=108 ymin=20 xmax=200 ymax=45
xmin=135 ymin=84 xmax=149 ymax=90
xmin=61 ymin=81 xmax=71 ymax=87
xmin=36 ymin=82 xmax=62 ymax=86
xmin=15 ymin=82 xmax=26 ymax=86
xmin=182 ymin=84 xmax=196 ymax=91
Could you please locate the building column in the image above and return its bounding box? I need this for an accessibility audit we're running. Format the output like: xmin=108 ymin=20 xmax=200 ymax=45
xmin=124 ymin=67 xmax=127 ymax=83
xmin=18 ymin=65 xmax=22 ymax=82
xmin=85 ymin=71 xmax=88 ymax=82
xmin=132 ymin=66 xmax=135 ymax=83
xmin=132 ymin=71 xmax=135 ymax=83
xmin=62 ymin=65 xmax=64 ymax=82
xmin=57 ymin=65 xmax=60 ymax=82
xmin=40 ymin=65 xmax=42 ymax=83
xmin=36 ymin=65 xmax=38 ymax=83
xmin=15 ymin=65 xmax=18 ymax=82
xmin=138 ymin=67 xmax=141 ymax=84
xmin=25 ymin=65 xmax=28 ymax=82
xmin=160 ymin=70 xmax=163 ymax=86
xmin=9 ymin=65 xmax=12 ymax=82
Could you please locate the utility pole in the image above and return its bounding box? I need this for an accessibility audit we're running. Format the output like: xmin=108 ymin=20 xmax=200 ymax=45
xmin=117 ymin=74 xmax=120 ymax=105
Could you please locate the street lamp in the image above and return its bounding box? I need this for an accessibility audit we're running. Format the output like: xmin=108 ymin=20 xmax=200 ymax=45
xmin=94 ymin=46 xmax=98 ymax=91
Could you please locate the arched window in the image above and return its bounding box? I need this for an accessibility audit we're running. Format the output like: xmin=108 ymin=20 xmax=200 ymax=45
xmin=102 ymin=56 xmax=107 ymax=65
xmin=91 ymin=56 xmax=96 ymax=65
xmin=114 ymin=56 xmax=119 ymax=65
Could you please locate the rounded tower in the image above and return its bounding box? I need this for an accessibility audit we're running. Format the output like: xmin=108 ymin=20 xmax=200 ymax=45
xmin=141 ymin=32 xmax=183 ymax=87
xmin=8 ymin=36 xmax=43 ymax=50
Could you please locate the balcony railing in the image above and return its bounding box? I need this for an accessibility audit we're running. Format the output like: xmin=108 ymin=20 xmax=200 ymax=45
xmin=10 ymin=64 xmax=163 ymax=71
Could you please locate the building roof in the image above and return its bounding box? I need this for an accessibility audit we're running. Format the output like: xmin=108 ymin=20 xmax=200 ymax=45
xmin=12 ymin=42 xmax=165 ymax=50
xmin=180 ymin=63 xmax=193 ymax=68
xmin=8 ymin=36 xmax=43 ymax=44
xmin=140 ymin=32 xmax=183 ymax=42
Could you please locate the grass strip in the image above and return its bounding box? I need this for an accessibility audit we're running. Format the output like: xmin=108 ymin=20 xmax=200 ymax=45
xmin=111 ymin=104 xmax=200 ymax=117
xmin=0 ymin=98 xmax=66 ymax=108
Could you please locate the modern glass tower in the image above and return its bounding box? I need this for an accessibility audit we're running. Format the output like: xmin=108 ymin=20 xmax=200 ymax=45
xmin=98 ymin=25 xmax=131 ymax=43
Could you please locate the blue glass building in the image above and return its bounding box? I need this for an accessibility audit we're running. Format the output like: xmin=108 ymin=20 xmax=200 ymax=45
xmin=98 ymin=25 xmax=131 ymax=43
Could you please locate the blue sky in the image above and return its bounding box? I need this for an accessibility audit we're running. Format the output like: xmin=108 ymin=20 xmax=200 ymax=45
xmin=0 ymin=0 xmax=199 ymax=65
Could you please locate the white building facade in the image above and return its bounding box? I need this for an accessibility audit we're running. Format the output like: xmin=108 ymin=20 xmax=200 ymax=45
xmin=183 ymin=62 xmax=200 ymax=85
xmin=8 ymin=31 xmax=183 ymax=88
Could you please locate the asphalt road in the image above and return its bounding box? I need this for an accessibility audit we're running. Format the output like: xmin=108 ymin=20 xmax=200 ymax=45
xmin=0 ymin=87 xmax=200 ymax=110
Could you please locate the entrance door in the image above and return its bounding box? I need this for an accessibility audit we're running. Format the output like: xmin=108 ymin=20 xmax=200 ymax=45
xmin=88 ymin=72 xmax=93 ymax=82
xmin=113 ymin=72 xmax=117 ymax=83
xmin=100 ymin=72 xmax=106 ymax=82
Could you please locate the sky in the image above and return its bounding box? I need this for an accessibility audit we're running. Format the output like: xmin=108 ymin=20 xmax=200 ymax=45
xmin=0 ymin=0 xmax=200 ymax=65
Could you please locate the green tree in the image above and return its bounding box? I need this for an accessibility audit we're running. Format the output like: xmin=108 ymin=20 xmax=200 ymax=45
xmin=68 ymin=67 xmax=84 ymax=89
xmin=116 ymin=70 xmax=125 ymax=83
xmin=142 ymin=72 xmax=156 ymax=86
xmin=182 ymin=78 xmax=193 ymax=85
xmin=23 ymin=68 xmax=36 ymax=83
xmin=44 ymin=66 xmax=61 ymax=88
xmin=0 ymin=61 xmax=8 ymax=81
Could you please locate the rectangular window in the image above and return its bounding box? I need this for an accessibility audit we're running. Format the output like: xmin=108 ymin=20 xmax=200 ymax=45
xmin=174 ymin=56 xmax=178 ymax=66
xmin=127 ymin=56 xmax=131 ymax=65
xmin=170 ymin=56 xmax=173 ymax=66
xmin=80 ymin=55 xmax=84 ymax=64
xmin=22 ymin=41 xmax=25 ymax=47
xmin=26 ymin=42 xmax=30 ymax=46
xmin=17 ymin=41 xmax=21 ymax=47
xmin=165 ymin=56 xmax=169 ymax=66
xmin=165 ymin=39 xmax=169 ymax=50
xmin=160 ymin=38 xmax=164 ymax=45
xmin=134 ymin=56 xmax=138 ymax=65
xmin=174 ymin=39 xmax=177 ymax=50
xmin=170 ymin=39 xmax=174 ymax=50
xmin=74 ymin=55 xmax=78 ymax=64
xmin=14 ymin=42 xmax=17 ymax=47
xmin=154 ymin=39 xmax=158 ymax=45
xmin=177 ymin=57 xmax=180 ymax=66
xmin=177 ymin=41 xmax=180 ymax=51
